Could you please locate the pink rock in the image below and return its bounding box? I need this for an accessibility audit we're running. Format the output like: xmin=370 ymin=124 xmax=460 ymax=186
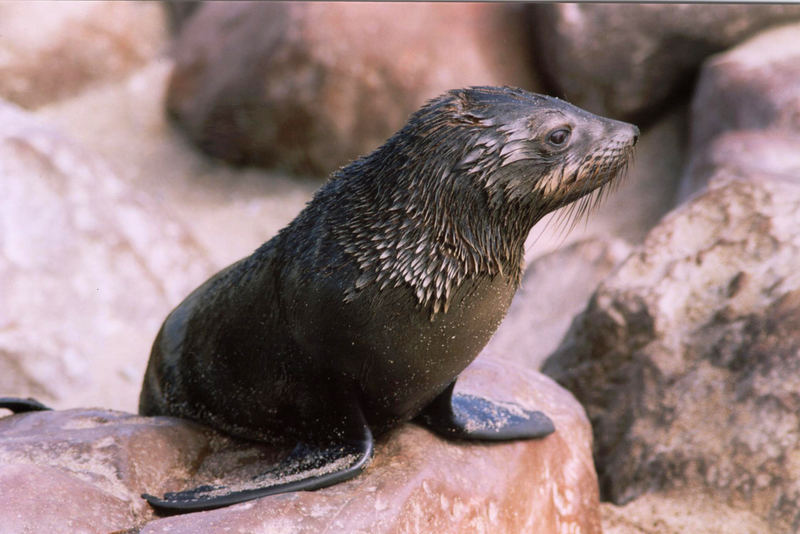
xmin=1 ymin=358 xmax=600 ymax=533
xmin=140 ymin=358 xmax=600 ymax=533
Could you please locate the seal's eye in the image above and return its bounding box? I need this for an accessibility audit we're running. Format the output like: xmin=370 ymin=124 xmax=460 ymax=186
xmin=547 ymin=128 xmax=571 ymax=147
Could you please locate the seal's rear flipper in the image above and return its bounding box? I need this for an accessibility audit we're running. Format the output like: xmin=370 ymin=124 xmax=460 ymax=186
xmin=0 ymin=397 xmax=51 ymax=413
xmin=143 ymin=429 xmax=374 ymax=512
xmin=416 ymin=382 xmax=555 ymax=441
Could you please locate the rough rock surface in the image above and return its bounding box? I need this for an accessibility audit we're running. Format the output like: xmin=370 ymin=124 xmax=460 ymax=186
xmin=166 ymin=1 xmax=539 ymax=176
xmin=0 ymin=1 xmax=166 ymax=109
xmin=1 ymin=358 xmax=600 ymax=534
xmin=681 ymin=23 xmax=800 ymax=199
xmin=484 ymin=237 xmax=631 ymax=371
xmin=543 ymin=174 xmax=800 ymax=532
xmin=0 ymin=99 xmax=213 ymax=411
xmin=602 ymin=492 xmax=771 ymax=534
xmin=529 ymin=4 xmax=800 ymax=123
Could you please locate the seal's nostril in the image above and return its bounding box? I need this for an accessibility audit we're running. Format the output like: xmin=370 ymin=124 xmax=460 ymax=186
xmin=631 ymin=125 xmax=640 ymax=145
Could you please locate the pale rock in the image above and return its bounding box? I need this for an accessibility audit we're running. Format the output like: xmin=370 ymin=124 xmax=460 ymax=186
xmin=680 ymin=23 xmax=800 ymax=199
xmin=0 ymin=99 xmax=213 ymax=411
xmin=0 ymin=1 xmax=167 ymax=109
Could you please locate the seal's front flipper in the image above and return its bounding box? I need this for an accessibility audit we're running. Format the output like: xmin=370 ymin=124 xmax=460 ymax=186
xmin=144 ymin=428 xmax=374 ymax=512
xmin=0 ymin=397 xmax=51 ymax=413
xmin=416 ymin=382 xmax=555 ymax=441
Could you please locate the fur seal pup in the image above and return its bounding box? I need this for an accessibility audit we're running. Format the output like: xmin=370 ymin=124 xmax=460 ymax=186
xmin=0 ymin=86 xmax=638 ymax=512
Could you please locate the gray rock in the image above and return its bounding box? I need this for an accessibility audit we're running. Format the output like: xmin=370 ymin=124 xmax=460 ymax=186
xmin=602 ymin=493 xmax=771 ymax=534
xmin=543 ymin=173 xmax=800 ymax=532
xmin=166 ymin=2 xmax=540 ymax=177
xmin=0 ymin=99 xmax=213 ymax=411
xmin=530 ymin=4 xmax=800 ymax=123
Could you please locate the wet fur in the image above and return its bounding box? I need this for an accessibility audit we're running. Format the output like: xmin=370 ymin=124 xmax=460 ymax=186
xmin=139 ymin=86 xmax=637 ymax=445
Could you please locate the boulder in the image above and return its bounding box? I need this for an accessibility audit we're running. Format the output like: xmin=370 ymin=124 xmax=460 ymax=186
xmin=0 ymin=99 xmax=213 ymax=411
xmin=601 ymin=492 xmax=772 ymax=534
xmin=1 ymin=357 xmax=600 ymax=534
xmin=680 ymin=23 xmax=800 ymax=199
xmin=0 ymin=1 xmax=166 ymax=109
xmin=543 ymin=173 xmax=800 ymax=533
xmin=529 ymin=4 xmax=800 ymax=124
xmin=681 ymin=130 xmax=800 ymax=202
xmin=0 ymin=409 xmax=211 ymax=531
xmin=37 ymin=59 xmax=319 ymax=270
xmin=690 ymin=23 xmax=800 ymax=150
xmin=165 ymin=2 xmax=539 ymax=176
xmin=162 ymin=0 xmax=201 ymax=33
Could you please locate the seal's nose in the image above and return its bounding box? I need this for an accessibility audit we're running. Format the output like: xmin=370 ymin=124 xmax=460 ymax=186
xmin=631 ymin=125 xmax=640 ymax=145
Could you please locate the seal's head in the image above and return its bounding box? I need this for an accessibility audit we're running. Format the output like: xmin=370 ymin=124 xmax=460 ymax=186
xmin=411 ymin=86 xmax=638 ymax=217
xmin=332 ymin=86 xmax=638 ymax=312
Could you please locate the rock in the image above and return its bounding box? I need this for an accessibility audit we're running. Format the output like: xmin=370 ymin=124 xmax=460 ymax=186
xmin=0 ymin=463 xmax=133 ymax=534
xmin=0 ymin=2 xmax=167 ymax=109
xmin=691 ymin=23 xmax=800 ymax=149
xmin=681 ymin=131 xmax=800 ymax=202
xmin=484 ymin=237 xmax=632 ymax=370
xmin=602 ymin=492 xmax=771 ymax=534
xmin=0 ymin=357 xmax=600 ymax=533
xmin=165 ymin=2 xmax=539 ymax=177
xmin=0 ymin=408 xmax=212 ymax=532
xmin=142 ymin=357 xmax=599 ymax=534
xmin=680 ymin=23 xmax=800 ymax=199
xmin=529 ymin=4 xmax=800 ymax=123
xmin=38 ymin=59 xmax=318 ymax=270
xmin=162 ymin=0 xmax=201 ymax=33
xmin=0 ymin=99 xmax=213 ymax=411
xmin=542 ymin=174 xmax=800 ymax=532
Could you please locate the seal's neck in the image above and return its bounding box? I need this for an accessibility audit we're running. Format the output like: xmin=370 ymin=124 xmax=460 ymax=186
xmin=333 ymin=155 xmax=536 ymax=315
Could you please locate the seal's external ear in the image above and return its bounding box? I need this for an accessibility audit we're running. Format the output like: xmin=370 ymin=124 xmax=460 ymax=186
xmin=449 ymin=88 xmax=492 ymax=127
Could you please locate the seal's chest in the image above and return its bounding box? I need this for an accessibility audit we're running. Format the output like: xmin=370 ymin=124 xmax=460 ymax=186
xmin=354 ymin=274 xmax=517 ymax=414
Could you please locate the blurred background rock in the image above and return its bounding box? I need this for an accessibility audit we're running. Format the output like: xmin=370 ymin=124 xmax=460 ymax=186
xmin=3 ymin=2 xmax=800 ymax=532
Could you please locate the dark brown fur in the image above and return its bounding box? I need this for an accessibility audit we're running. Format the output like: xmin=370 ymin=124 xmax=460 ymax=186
xmin=139 ymin=86 xmax=638 ymax=445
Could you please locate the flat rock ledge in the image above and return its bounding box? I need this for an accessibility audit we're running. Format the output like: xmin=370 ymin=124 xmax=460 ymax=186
xmin=0 ymin=357 xmax=600 ymax=534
